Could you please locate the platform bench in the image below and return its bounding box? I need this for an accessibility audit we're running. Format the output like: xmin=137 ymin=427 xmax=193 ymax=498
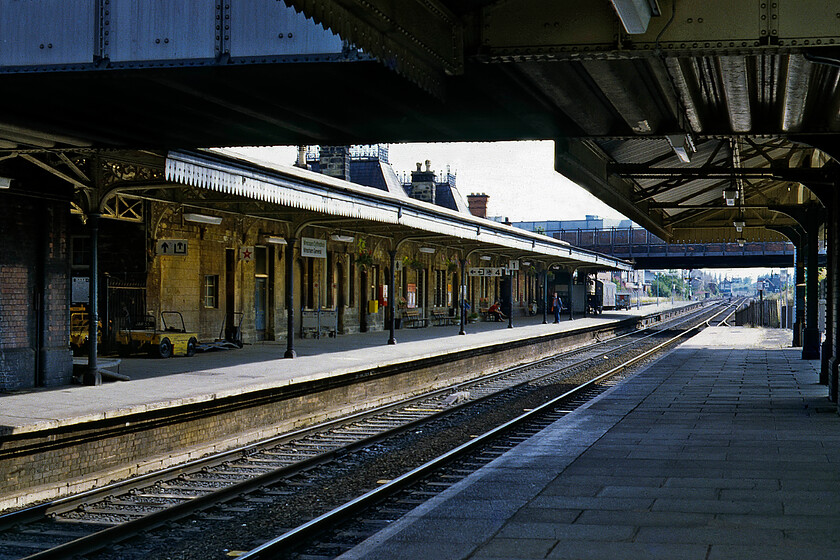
xmin=431 ymin=310 xmax=459 ymax=326
xmin=401 ymin=309 xmax=429 ymax=328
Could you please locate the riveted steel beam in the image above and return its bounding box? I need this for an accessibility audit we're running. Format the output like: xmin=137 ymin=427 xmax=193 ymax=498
xmin=282 ymin=0 xmax=463 ymax=95
xmin=477 ymin=0 xmax=840 ymax=60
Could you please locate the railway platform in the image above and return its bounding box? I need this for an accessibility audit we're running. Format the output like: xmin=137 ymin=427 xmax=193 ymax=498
xmin=0 ymin=301 xmax=695 ymax=511
xmin=1 ymin=302 xmax=690 ymax=437
xmin=337 ymin=326 xmax=834 ymax=560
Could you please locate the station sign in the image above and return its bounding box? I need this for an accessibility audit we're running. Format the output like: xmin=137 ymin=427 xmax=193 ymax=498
xmin=301 ymin=237 xmax=327 ymax=259
xmin=468 ymin=267 xmax=505 ymax=277
xmin=72 ymin=276 xmax=89 ymax=303
xmin=156 ymin=239 xmax=188 ymax=256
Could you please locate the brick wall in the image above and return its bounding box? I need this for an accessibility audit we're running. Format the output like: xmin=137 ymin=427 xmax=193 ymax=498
xmin=0 ymin=194 xmax=72 ymax=390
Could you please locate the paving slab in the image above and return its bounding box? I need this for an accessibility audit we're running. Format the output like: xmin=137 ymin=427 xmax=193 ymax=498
xmin=337 ymin=327 xmax=837 ymax=559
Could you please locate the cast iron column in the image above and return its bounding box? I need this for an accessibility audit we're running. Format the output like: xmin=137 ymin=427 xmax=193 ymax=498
xmin=507 ymin=268 xmax=513 ymax=329
xmin=284 ymin=237 xmax=296 ymax=358
xmin=803 ymin=222 xmax=821 ymax=360
xmin=542 ymin=269 xmax=548 ymax=324
xmin=459 ymin=258 xmax=466 ymax=335
xmin=822 ymin=211 xmax=834 ymax=384
xmin=794 ymin=243 xmax=805 ymax=347
xmin=568 ymin=269 xmax=574 ymax=321
xmin=388 ymin=250 xmax=397 ymax=345
xmin=831 ymin=185 xmax=840 ymax=401
xmin=84 ymin=213 xmax=101 ymax=385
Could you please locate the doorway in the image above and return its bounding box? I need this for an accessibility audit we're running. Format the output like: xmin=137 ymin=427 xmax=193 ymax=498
xmin=255 ymin=277 xmax=267 ymax=341
xmin=360 ymin=267 xmax=368 ymax=332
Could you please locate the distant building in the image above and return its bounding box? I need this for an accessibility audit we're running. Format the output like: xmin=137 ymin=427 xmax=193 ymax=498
xmin=503 ymin=215 xmax=639 ymax=235
xmin=305 ymin=145 xmax=470 ymax=213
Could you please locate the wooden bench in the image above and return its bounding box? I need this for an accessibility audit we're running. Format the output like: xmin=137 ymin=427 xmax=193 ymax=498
xmin=479 ymin=307 xmax=491 ymax=321
xmin=431 ymin=310 xmax=459 ymax=326
xmin=401 ymin=308 xmax=429 ymax=328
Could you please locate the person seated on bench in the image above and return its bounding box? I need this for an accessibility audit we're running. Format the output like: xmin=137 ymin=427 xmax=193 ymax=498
xmin=488 ymin=301 xmax=507 ymax=321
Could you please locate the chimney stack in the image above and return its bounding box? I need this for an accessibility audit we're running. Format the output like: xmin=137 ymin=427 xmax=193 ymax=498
xmin=467 ymin=193 xmax=489 ymax=218
xmin=410 ymin=160 xmax=436 ymax=204
xmin=319 ymin=146 xmax=351 ymax=181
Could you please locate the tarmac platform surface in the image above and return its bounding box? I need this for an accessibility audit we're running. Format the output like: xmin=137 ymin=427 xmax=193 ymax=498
xmin=337 ymin=327 xmax=837 ymax=560
xmin=0 ymin=302 xmax=689 ymax=437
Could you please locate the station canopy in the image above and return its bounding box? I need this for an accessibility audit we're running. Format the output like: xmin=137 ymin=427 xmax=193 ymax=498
xmin=163 ymin=149 xmax=631 ymax=271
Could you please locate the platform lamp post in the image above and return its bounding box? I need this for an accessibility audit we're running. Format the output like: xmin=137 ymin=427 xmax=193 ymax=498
xmin=458 ymin=257 xmax=468 ymax=335
xmin=507 ymin=262 xmax=514 ymax=329
xmin=388 ymin=249 xmax=397 ymax=345
xmin=284 ymin=237 xmax=296 ymax=358
xmin=542 ymin=267 xmax=548 ymax=325
xmin=656 ymin=271 xmax=659 ymax=305
xmin=84 ymin=212 xmax=102 ymax=385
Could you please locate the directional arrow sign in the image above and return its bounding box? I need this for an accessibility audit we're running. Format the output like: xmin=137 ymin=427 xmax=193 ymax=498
xmin=156 ymin=239 xmax=188 ymax=256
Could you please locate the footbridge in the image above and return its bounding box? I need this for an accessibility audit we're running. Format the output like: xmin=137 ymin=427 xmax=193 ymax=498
xmin=556 ymin=227 xmax=800 ymax=269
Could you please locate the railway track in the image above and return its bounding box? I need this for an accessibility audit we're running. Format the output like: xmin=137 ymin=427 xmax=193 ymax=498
xmin=0 ymin=301 xmax=733 ymax=560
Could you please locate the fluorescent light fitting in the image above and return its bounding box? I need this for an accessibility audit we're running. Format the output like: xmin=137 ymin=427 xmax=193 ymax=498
xmin=480 ymin=255 xmax=492 ymax=261
xmin=723 ymin=188 xmax=738 ymax=206
xmin=330 ymin=234 xmax=355 ymax=243
xmin=264 ymin=236 xmax=287 ymax=245
xmin=418 ymin=247 xmax=436 ymax=254
xmin=522 ymin=261 xmax=531 ymax=266
xmin=666 ymin=134 xmax=695 ymax=163
xmin=609 ymin=0 xmax=653 ymax=34
xmin=184 ymin=213 xmax=223 ymax=225
xmin=0 ymin=176 xmax=11 ymax=189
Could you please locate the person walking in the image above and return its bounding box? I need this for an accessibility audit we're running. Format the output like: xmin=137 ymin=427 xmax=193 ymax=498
xmin=552 ymin=292 xmax=562 ymax=323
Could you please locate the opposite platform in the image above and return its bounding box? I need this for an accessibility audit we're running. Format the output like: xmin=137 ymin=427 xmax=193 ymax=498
xmin=338 ymin=327 xmax=838 ymax=560
xmin=0 ymin=302 xmax=690 ymax=436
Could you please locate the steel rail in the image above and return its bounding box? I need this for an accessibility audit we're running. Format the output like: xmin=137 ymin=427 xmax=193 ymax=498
xmin=238 ymin=304 xmax=724 ymax=559
xmin=6 ymin=302 xmax=715 ymax=559
xmin=3 ymin=304 xmax=699 ymax=529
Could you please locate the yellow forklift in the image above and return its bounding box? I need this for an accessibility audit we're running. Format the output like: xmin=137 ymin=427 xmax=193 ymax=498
xmin=115 ymin=311 xmax=198 ymax=358
xmin=69 ymin=306 xmax=101 ymax=355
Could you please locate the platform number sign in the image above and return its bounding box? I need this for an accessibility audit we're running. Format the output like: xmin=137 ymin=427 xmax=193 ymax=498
xmin=156 ymin=239 xmax=188 ymax=256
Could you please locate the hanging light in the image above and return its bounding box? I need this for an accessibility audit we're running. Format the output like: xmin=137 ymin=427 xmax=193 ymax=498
xmin=722 ymin=188 xmax=738 ymax=206
xmin=480 ymin=255 xmax=492 ymax=261
xmin=330 ymin=233 xmax=355 ymax=243
xmin=736 ymin=237 xmax=746 ymax=247
xmin=264 ymin=236 xmax=287 ymax=245
xmin=733 ymin=220 xmax=745 ymax=232
xmin=418 ymin=247 xmax=436 ymax=254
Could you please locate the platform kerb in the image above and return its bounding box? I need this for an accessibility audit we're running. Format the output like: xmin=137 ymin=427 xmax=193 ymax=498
xmin=337 ymin=327 xmax=834 ymax=560
xmin=0 ymin=315 xmax=645 ymax=511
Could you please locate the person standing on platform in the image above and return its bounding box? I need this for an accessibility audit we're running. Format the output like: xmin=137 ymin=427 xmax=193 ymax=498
xmin=552 ymin=292 xmax=562 ymax=323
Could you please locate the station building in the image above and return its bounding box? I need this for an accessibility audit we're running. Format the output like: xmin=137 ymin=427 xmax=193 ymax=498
xmin=0 ymin=147 xmax=629 ymax=390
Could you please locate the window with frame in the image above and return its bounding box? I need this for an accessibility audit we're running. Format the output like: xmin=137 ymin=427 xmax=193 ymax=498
xmin=204 ymin=275 xmax=219 ymax=308
xmin=71 ymin=236 xmax=91 ymax=269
